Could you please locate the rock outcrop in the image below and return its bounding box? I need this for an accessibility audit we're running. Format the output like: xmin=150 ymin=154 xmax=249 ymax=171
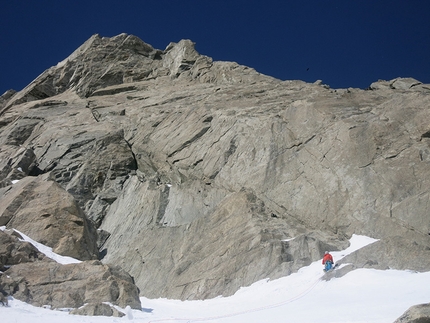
xmin=1 ymin=260 xmax=141 ymax=310
xmin=0 ymin=229 xmax=141 ymax=311
xmin=0 ymin=33 xmax=429 ymax=304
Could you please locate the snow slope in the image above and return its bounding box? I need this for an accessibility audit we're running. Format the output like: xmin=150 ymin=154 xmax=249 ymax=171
xmin=13 ymin=229 xmax=81 ymax=265
xmin=2 ymin=234 xmax=430 ymax=323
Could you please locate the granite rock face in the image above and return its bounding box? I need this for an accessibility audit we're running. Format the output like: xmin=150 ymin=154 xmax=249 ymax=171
xmin=1 ymin=33 xmax=430 ymax=302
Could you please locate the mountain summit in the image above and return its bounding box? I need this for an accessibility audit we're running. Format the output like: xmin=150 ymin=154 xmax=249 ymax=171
xmin=1 ymin=33 xmax=430 ymax=306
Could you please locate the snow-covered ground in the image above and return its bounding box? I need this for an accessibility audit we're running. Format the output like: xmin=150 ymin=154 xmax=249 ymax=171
xmin=2 ymin=233 xmax=430 ymax=323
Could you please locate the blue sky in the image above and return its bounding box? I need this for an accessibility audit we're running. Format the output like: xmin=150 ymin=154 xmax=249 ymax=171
xmin=1 ymin=1 xmax=429 ymax=94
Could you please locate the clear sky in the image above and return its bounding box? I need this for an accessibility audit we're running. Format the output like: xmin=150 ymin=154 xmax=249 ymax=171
xmin=1 ymin=1 xmax=429 ymax=94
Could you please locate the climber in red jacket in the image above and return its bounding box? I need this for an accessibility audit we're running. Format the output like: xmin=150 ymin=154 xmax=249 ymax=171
xmin=322 ymin=251 xmax=334 ymax=272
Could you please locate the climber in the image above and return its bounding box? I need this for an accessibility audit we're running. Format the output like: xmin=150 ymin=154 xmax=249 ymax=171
xmin=322 ymin=251 xmax=334 ymax=272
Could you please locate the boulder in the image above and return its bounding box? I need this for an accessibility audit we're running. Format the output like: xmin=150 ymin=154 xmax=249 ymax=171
xmin=70 ymin=303 xmax=125 ymax=317
xmin=394 ymin=303 xmax=430 ymax=323
xmin=0 ymin=174 xmax=98 ymax=260
xmin=0 ymin=230 xmax=46 ymax=269
xmin=0 ymin=260 xmax=141 ymax=310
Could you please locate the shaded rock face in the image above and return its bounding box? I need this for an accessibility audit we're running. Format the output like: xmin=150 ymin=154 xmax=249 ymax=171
xmin=0 ymin=230 xmax=45 ymax=270
xmin=0 ymin=293 xmax=7 ymax=306
xmin=0 ymin=33 xmax=430 ymax=302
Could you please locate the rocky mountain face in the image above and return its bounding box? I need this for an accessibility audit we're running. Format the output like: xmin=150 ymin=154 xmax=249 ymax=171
xmin=1 ymin=33 xmax=430 ymax=309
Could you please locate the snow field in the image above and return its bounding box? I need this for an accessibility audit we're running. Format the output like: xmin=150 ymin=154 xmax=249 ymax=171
xmin=2 ymin=234 xmax=430 ymax=323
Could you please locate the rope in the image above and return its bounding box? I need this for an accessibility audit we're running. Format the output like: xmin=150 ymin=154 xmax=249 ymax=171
xmin=148 ymin=274 xmax=324 ymax=323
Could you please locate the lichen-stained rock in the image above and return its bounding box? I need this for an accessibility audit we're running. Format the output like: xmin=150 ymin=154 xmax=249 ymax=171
xmin=0 ymin=260 xmax=141 ymax=310
xmin=0 ymin=174 xmax=98 ymax=260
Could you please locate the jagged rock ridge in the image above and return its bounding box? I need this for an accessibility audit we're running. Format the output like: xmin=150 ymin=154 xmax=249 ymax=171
xmin=0 ymin=33 xmax=429 ymax=307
